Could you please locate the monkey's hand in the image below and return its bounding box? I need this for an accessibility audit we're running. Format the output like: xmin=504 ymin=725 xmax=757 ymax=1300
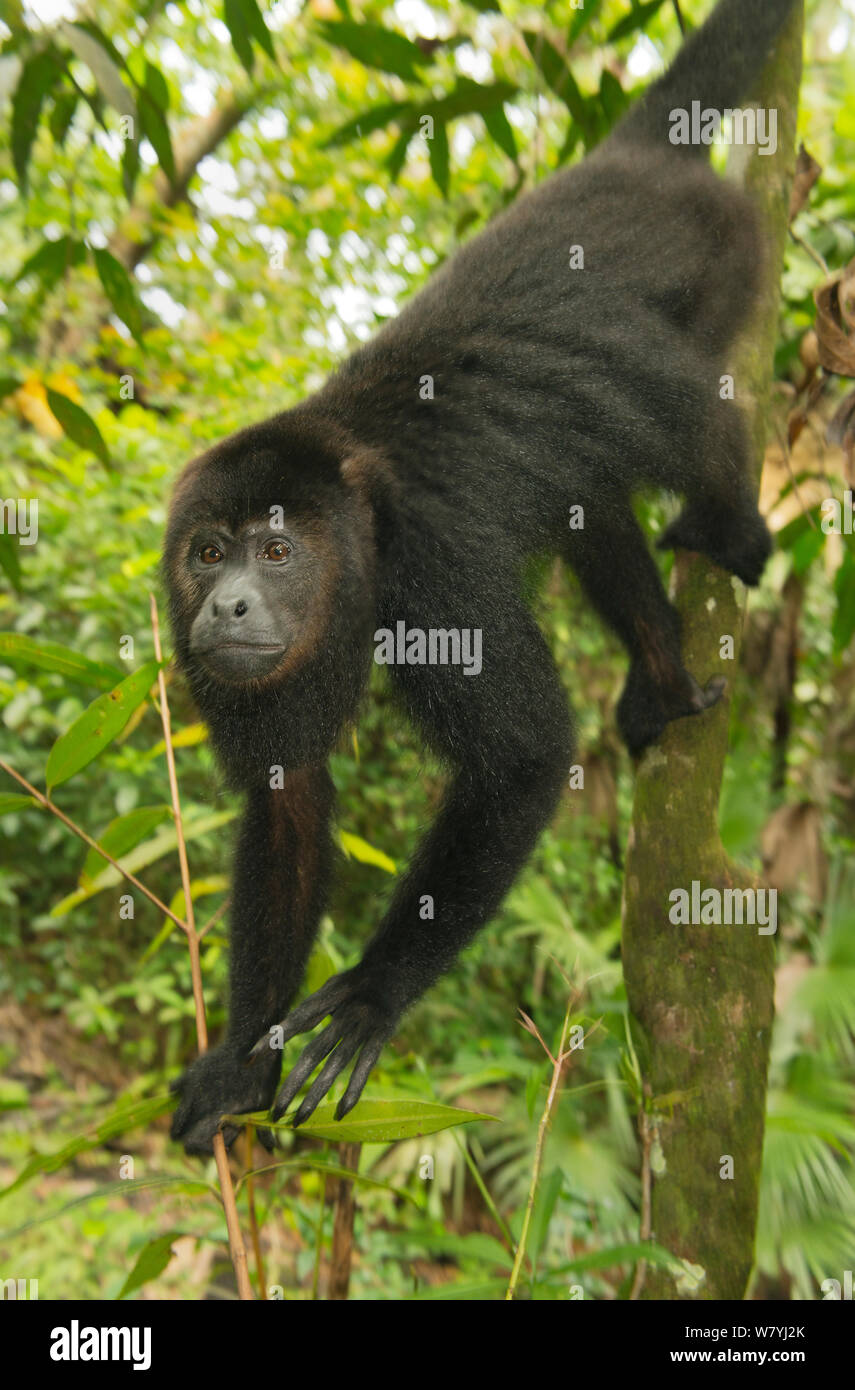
xmin=170 ymin=1044 xmax=281 ymax=1156
xmin=617 ymin=663 xmax=726 ymax=757
xmin=250 ymin=969 xmax=398 ymax=1127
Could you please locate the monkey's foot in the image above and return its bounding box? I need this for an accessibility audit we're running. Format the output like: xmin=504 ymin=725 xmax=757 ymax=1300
xmin=251 ymin=969 xmax=397 ymax=1126
xmin=617 ymin=663 xmax=726 ymax=756
xmin=170 ymin=1045 xmax=279 ymax=1156
xmin=657 ymin=506 xmax=772 ymax=587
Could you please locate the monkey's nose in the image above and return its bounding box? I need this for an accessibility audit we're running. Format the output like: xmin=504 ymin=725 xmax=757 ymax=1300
xmin=212 ymin=597 xmax=249 ymax=617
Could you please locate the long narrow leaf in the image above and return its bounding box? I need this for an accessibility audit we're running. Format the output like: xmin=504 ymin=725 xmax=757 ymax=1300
xmin=51 ymin=810 xmax=236 ymax=916
xmin=0 ymin=633 xmax=121 ymax=688
xmin=46 ymin=660 xmax=160 ymax=790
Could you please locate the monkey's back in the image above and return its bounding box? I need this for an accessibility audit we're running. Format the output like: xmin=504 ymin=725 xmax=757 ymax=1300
xmin=315 ymin=145 xmax=761 ymax=549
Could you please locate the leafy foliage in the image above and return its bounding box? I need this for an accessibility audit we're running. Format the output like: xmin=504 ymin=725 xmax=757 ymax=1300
xmin=0 ymin=0 xmax=852 ymax=1302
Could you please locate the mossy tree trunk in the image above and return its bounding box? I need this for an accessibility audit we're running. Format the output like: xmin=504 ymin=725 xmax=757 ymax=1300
xmin=621 ymin=6 xmax=804 ymax=1301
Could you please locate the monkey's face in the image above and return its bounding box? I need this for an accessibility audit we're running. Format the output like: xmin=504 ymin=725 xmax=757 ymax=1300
xmin=177 ymin=515 xmax=337 ymax=687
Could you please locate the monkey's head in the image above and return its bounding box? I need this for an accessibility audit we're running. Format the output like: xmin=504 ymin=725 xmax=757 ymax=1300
xmin=163 ymin=411 xmax=384 ymax=784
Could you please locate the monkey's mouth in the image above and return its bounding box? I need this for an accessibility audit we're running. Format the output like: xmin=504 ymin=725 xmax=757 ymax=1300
xmin=193 ymin=642 xmax=287 ymax=682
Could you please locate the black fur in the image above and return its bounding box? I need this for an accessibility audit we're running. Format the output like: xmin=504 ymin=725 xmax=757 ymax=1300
xmin=164 ymin=0 xmax=798 ymax=1152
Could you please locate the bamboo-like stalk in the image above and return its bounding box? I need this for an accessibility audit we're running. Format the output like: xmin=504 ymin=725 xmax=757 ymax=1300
xmin=150 ymin=593 xmax=254 ymax=1301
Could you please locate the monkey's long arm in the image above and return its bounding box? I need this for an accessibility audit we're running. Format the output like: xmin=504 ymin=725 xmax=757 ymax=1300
xmin=170 ymin=768 xmax=334 ymax=1153
xmin=260 ymin=601 xmax=573 ymax=1124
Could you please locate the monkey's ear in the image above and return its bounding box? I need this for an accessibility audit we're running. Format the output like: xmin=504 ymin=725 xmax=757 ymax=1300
xmin=339 ymin=446 xmax=392 ymax=492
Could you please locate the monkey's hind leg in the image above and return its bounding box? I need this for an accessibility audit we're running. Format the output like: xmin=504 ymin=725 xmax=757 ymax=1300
xmin=565 ymin=497 xmax=724 ymax=755
xmin=656 ymin=408 xmax=772 ymax=587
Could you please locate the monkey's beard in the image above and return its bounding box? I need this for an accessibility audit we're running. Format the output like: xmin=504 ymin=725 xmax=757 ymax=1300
xmin=179 ymin=601 xmax=374 ymax=786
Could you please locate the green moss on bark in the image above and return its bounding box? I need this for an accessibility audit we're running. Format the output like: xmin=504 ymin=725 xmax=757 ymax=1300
xmin=621 ymin=5 xmax=804 ymax=1301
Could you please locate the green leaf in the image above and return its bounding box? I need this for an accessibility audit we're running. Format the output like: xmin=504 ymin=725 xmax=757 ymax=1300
xmin=339 ymin=830 xmax=396 ymax=874
xmin=238 ymin=1156 xmax=421 ymax=1205
xmin=140 ymin=874 xmax=228 ymax=962
xmin=0 ymin=793 xmax=40 ymax=817
xmin=428 ymin=120 xmax=450 ymax=196
xmin=384 ymin=79 xmax=516 ymax=181
xmin=137 ymin=86 xmax=175 ymax=184
xmin=409 ymin=1278 xmax=507 ymax=1299
xmin=0 ymin=535 xmax=22 ymax=590
xmin=273 ymin=1098 xmax=496 ymax=1144
xmin=328 ymin=80 xmax=517 ymax=169
xmin=0 ymin=377 xmax=21 ymax=400
xmin=148 ymin=722 xmax=207 ymax=756
xmin=0 ymin=1079 xmax=29 ymax=1112
xmin=323 ymin=100 xmax=415 ymax=150
xmin=45 ymin=660 xmax=160 ymax=790
xmin=523 ymin=32 xmax=588 ymax=125
xmin=384 ymin=1229 xmax=510 ymax=1265
xmin=0 ymin=1093 xmax=174 ymax=1200
xmin=242 ymin=0 xmax=276 ymax=63
xmin=777 ymin=505 xmax=823 ymax=551
xmin=143 ymin=60 xmax=169 ymax=111
xmin=117 ymin=1232 xmax=180 ymax=1299
xmin=48 ymin=89 xmax=78 ymax=145
xmin=791 ymin=525 xmax=824 ymax=576
xmin=223 ymin=0 xmax=256 ymax=74
xmin=66 ymin=20 xmax=129 ymax=76
xmin=426 ymin=77 xmax=517 ymax=123
xmin=93 ymin=246 xmax=143 ymax=342
xmin=51 ymin=809 xmax=236 ymax=916
xmin=0 ymin=633 xmax=121 ymax=688
xmin=599 ymin=68 xmax=629 ymax=125
xmin=529 ymin=1166 xmax=564 ymax=1266
xmin=569 ymin=0 xmax=603 ymax=42
xmin=319 ymin=21 xmax=428 ymax=82
xmin=122 ymin=127 xmax=141 ymax=200
xmin=608 ymin=0 xmax=669 ymax=43
xmin=551 ymin=1240 xmax=684 ymax=1275
xmin=482 ymin=104 xmax=517 ymax=161
xmin=386 ymin=124 xmax=417 ymax=181
xmin=45 ymin=388 xmax=110 ymax=466
xmin=557 ymin=120 xmax=582 ymax=165
xmin=12 ymin=234 xmax=85 ymax=291
xmin=61 ymin=21 xmax=136 ymax=120
xmin=81 ymin=806 xmax=172 ymax=885
xmin=0 ymin=1178 xmax=211 ymax=1239
xmin=11 ymin=47 xmax=61 ymax=191
xmin=222 ymin=0 xmax=277 ymax=72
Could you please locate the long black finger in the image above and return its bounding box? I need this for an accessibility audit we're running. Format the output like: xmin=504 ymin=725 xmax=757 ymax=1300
xmin=249 ymin=976 xmax=355 ymax=1060
xmin=292 ymin=1032 xmax=365 ymax=1127
xmin=271 ymin=1021 xmax=343 ymax=1119
xmin=335 ymin=1036 xmax=386 ymax=1120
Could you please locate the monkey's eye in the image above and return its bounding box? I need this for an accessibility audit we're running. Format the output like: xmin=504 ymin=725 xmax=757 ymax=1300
xmin=198 ymin=544 xmax=223 ymax=565
xmin=262 ymin=539 xmax=292 ymax=562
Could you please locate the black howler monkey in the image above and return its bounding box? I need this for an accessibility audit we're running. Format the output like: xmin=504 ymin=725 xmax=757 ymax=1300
xmin=165 ymin=0 xmax=799 ymax=1153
